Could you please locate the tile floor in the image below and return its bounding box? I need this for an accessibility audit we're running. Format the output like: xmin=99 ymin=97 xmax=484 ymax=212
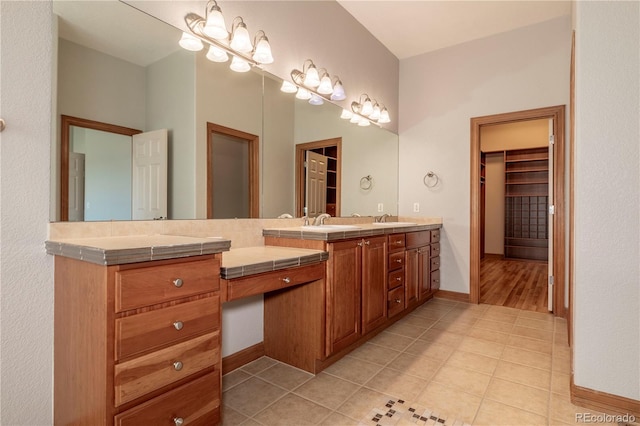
xmin=221 ymin=298 xmax=622 ymax=425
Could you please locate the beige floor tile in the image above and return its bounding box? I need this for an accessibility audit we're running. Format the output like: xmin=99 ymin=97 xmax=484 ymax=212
xmin=223 ymin=377 xmax=288 ymax=417
xmin=467 ymin=327 xmax=510 ymax=344
xmin=385 ymin=352 xmax=442 ymax=380
xmin=364 ymin=367 xmax=428 ymax=401
xmin=515 ymin=316 xmax=556 ymax=331
xmin=323 ymin=355 xmax=383 ymax=385
xmin=552 ymin=354 xmax=571 ymax=374
xmin=418 ymin=328 xmax=465 ymax=347
xmin=506 ymin=334 xmax=553 ymax=354
xmin=430 ymin=319 xmax=474 ymax=335
xmin=222 ymin=369 xmax=252 ymax=392
xmin=493 ymin=360 xmax=551 ymax=390
xmin=550 ymin=394 xmax=618 ymax=425
xmin=336 ymin=387 xmax=393 ymax=421
xmin=517 ymin=309 xmax=555 ymax=322
xmin=445 ymin=350 xmax=499 ymax=375
xmin=431 ymin=364 xmax=492 ymax=397
xmin=294 ymin=372 xmax=360 ymax=409
xmin=414 ymin=382 xmax=482 ymax=424
xmin=457 ymin=336 xmax=505 ymax=359
xmin=240 ymin=356 xmax=278 ymax=375
xmin=220 ymin=405 xmax=249 ymax=425
xmin=404 ymin=339 xmax=456 ymax=361
xmin=474 ymin=399 xmax=548 ymax=425
xmin=257 ymin=362 xmax=314 ymax=390
xmin=439 ymin=311 xmax=480 ymax=326
xmin=553 ymin=343 xmax=571 ymax=360
xmin=550 ymin=371 xmax=571 ymax=397
xmin=501 ymin=346 xmax=552 ymax=370
xmin=401 ymin=314 xmax=439 ymax=329
xmin=317 ymin=411 xmax=359 ymax=426
xmin=252 ymin=393 xmax=332 ymax=426
xmin=485 ymin=377 xmax=550 ymax=415
xmin=512 ymin=325 xmax=554 ymax=342
xmin=368 ymin=330 xmax=416 ymax=351
xmin=481 ymin=309 xmax=519 ymax=324
xmin=385 ymin=321 xmax=429 ymax=339
xmin=239 ymin=419 xmax=264 ymax=426
xmin=473 ymin=317 xmax=516 ymax=333
xmin=348 ymin=342 xmax=401 ymax=366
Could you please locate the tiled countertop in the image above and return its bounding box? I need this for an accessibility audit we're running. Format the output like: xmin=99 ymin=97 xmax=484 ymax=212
xmin=221 ymin=246 xmax=328 ymax=279
xmin=45 ymin=234 xmax=231 ymax=265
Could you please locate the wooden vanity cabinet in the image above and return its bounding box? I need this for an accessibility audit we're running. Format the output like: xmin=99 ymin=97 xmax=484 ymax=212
xmin=406 ymin=231 xmax=432 ymax=302
xmin=387 ymin=234 xmax=406 ymax=318
xmin=54 ymin=254 xmax=222 ymax=426
xmin=360 ymin=236 xmax=388 ymax=335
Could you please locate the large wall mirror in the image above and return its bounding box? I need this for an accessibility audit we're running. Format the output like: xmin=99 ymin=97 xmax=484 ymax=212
xmin=51 ymin=1 xmax=398 ymax=222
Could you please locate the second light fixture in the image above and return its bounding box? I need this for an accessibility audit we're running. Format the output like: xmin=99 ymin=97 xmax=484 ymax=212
xmin=281 ymin=59 xmax=346 ymax=105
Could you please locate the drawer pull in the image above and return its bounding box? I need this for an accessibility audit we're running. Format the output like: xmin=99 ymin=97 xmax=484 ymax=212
xmin=395 ymin=298 xmax=402 ymax=304
xmin=394 ymin=241 xmax=403 ymax=245
xmin=395 ymin=259 xmax=402 ymax=263
xmin=173 ymin=278 xmax=184 ymax=288
xmin=173 ymin=321 xmax=184 ymax=331
xmin=173 ymin=417 xmax=184 ymax=426
xmin=395 ymin=277 xmax=401 ymax=282
xmin=173 ymin=361 xmax=183 ymax=371
xmin=282 ymin=277 xmax=291 ymax=284
xmin=364 ymin=240 xmax=370 ymax=245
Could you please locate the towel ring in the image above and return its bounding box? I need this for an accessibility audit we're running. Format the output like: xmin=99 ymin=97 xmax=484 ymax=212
xmin=360 ymin=175 xmax=373 ymax=190
xmin=423 ymin=171 xmax=439 ymax=188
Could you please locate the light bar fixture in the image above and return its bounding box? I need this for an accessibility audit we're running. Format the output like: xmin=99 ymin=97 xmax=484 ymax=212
xmin=345 ymin=93 xmax=391 ymax=126
xmin=179 ymin=0 xmax=274 ymax=73
xmin=281 ymin=59 xmax=347 ymax=107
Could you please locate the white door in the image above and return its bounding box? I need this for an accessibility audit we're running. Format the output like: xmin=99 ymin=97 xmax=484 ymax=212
xmin=548 ymin=119 xmax=555 ymax=311
xmin=132 ymin=129 xmax=168 ymax=220
xmin=305 ymin=151 xmax=328 ymax=217
xmin=68 ymin=152 xmax=85 ymax=222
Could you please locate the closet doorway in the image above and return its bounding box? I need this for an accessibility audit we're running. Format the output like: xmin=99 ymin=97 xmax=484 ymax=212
xmin=470 ymin=105 xmax=566 ymax=317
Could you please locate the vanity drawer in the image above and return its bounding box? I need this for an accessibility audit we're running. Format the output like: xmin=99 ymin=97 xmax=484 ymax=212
xmin=388 ymin=251 xmax=405 ymax=271
xmin=115 ymin=296 xmax=220 ymax=361
xmin=406 ymin=231 xmax=430 ymax=249
xmin=430 ymin=242 xmax=441 ymax=258
xmin=114 ymin=331 xmax=219 ymax=406
xmin=431 ymin=229 xmax=440 ymax=243
xmin=388 ymin=286 xmax=405 ymax=318
xmin=431 ymin=269 xmax=441 ymax=291
xmin=388 ymin=269 xmax=404 ymax=290
xmin=388 ymin=234 xmax=406 ymax=251
xmin=430 ymin=256 xmax=441 ymax=272
xmin=115 ymin=258 xmax=220 ymax=312
xmin=225 ymin=262 xmax=324 ymax=302
xmin=114 ymin=371 xmax=220 ymax=426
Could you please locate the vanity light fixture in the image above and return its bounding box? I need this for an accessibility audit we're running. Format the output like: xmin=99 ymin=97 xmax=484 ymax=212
xmin=330 ymin=77 xmax=347 ymax=101
xmin=180 ymin=1 xmax=274 ymax=73
xmin=309 ymin=94 xmax=324 ymax=106
xmin=281 ymin=60 xmax=348 ymax=107
xmin=280 ymin=80 xmax=298 ymax=93
xmin=344 ymin=93 xmax=391 ymax=126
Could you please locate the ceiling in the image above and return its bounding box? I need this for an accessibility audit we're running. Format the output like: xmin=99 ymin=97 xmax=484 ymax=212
xmin=336 ymin=0 xmax=572 ymax=60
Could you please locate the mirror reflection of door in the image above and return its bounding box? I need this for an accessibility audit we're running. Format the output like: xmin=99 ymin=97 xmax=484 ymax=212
xmin=305 ymin=151 xmax=328 ymax=217
xmin=295 ymin=138 xmax=342 ymax=218
xmin=207 ymin=123 xmax=259 ymax=219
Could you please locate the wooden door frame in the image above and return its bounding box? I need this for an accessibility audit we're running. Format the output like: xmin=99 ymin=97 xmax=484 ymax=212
xmin=60 ymin=115 xmax=141 ymax=221
xmin=295 ymin=138 xmax=342 ymax=217
xmin=206 ymin=122 xmax=259 ymax=218
xmin=470 ymin=105 xmax=566 ymax=317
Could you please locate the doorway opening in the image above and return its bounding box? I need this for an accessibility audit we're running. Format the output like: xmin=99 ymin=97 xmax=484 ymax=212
xmin=295 ymin=138 xmax=342 ymax=218
xmin=470 ymin=105 xmax=566 ymax=317
xmin=207 ymin=122 xmax=259 ymax=219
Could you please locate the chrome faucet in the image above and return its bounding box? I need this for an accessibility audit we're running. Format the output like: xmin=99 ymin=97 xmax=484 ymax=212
xmin=375 ymin=213 xmax=391 ymax=223
xmin=313 ymin=213 xmax=331 ymax=226
xmin=302 ymin=216 xmax=310 ymax=226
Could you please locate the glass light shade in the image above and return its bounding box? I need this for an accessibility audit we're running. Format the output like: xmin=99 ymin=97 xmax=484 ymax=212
xmin=378 ymin=108 xmax=391 ymax=123
xmin=361 ymin=98 xmax=373 ymax=116
xmin=179 ymin=32 xmax=204 ymax=51
xmin=230 ymin=23 xmax=252 ymax=53
xmin=330 ymin=81 xmax=346 ymax=101
xmin=295 ymin=87 xmax=312 ymax=100
xmin=317 ymin=75 xmax=333 ymax=95
xmin=349 ymin=114 xmax=360 ymax=124
xmin=303 ymin=65 xmax=320 ymax=88
xmin=280 ymin=81 xmax=297 ymax=93
xmin=309 ymin=94 xmax=324 ymax=105
xmin=358 ymin=117 xmax=371 ymax=126
xmin=369 ymin=104 xmax=381 ymax=121
xmin=206 ymin=45 xmax=229 ymax=63
xmin=340 ymin=109 xmax=353 ymax=119
xmin=203 ymin=7 xmax=228 ymax=39
xmin=252 ymin=38 xmax=273 ymax=64
xmin=229 ymin=56 xmax=251 ymax=72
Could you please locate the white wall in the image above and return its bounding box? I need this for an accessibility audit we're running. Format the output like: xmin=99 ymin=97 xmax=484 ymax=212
xmin=573 ymin=1 xmax=639 ymax=400
xmin=398 ymin=16 xmax=571 ymax=294
xmin=0 ymin=2 xmax=54 ymax=424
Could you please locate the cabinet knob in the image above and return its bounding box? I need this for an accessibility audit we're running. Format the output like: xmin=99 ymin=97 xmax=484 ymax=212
xmin=394 ymin=241 xmax=403 ymax=245
xmin=364 ymin=240 xmax=370 ymax=245
xmin=395 ymin=277 xmax=401 ymax=282
xmin=173 ymin=321 xmax=184 ymax=331
xmin=173 ymin=278 xmax=183 ymax=288
xmin=395 ymin=259 xmax=402 ymax=263
xmin=173 ymin=361 xmax=183 ymax=371
xmin=395 ymin=298 xmax=402 ymax=304
xmin=282 ymin=277 xmax=291 ymax=284
xmin=173 ymin=417 xmax=184 ymax=426
xmin=357 ymin=241 xmax=363 ymax=247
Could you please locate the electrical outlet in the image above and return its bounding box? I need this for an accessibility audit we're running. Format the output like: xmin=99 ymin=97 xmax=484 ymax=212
xmin=377 ymin=203 xmax=384 ymax=212
xmin=413 ymin=202 xmax=420 ymax=212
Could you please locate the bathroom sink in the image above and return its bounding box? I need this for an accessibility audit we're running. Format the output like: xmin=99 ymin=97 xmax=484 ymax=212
xmin=301 ymin=225 xmax=362 ymax=231
xmin=371 ymin=222 xmax=418 ymax=226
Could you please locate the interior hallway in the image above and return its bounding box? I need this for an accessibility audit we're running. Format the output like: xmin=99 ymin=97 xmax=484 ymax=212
xmin=220 ymin=297 xmax=603 ymax=425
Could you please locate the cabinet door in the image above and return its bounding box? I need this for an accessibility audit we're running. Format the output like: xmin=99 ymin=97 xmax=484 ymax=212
xmin=418 ymin=246 xmax=431 ymax=300
xmin=326 ymin=240 xmax=362 ymax=356
xmin=361 ymin=236 xmax=388 ymax=334
xmin=405 ymin=248 xmax=420 ymax=308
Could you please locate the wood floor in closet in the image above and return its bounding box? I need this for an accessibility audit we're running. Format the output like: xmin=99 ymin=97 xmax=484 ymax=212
xmin=480 ymin=254 xmax=548 ymax=313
